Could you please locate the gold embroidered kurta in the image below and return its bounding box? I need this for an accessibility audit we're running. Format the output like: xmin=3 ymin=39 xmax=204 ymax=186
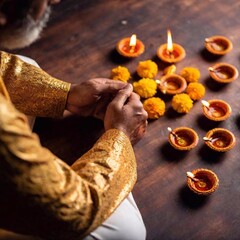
xmin=0 ymin=51 xmax=137 ymax=239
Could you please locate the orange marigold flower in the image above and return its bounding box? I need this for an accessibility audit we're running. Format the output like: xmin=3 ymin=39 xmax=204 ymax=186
xmin=186 ymin=82 xmax=206 ymax=101
xmin=143 ymin=97 xmax=166 ymax=119
xmin=137 ymin=60 xmax=158 ymax=78
xmin=180 ymin=67 xmax=200 ymax=83
xmin=111 ymin=66 xmax=131 ymax=82
xmin=133 ymin=78 xmax=157 ymax=98
xmin=172 ymin=93 xmax=193 ymax=113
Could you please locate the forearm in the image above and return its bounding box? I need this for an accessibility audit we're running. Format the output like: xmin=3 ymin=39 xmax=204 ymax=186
xmin=0 ymin=94 xmax=136 ymax=239
xmin=0 ymin=51 xmax=71 ymax=117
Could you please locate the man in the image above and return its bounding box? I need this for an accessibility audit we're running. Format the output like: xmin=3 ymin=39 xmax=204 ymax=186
xmin=0 ymin=0 xmax=60 ymax=49
xmin=0 ymin=51 xmax=148 ymax=239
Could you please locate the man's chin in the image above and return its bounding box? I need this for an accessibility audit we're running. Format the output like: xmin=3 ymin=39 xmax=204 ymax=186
xmin=0 ymin=7 xmax=51 ymax=50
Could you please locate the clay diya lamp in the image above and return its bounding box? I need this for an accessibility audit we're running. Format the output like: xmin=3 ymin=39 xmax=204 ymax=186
xmin=168 ymin=127 xmax=199 ymax=151
xmin=157 ymin=29 xmax=186 ymax=63
xmin=116 ymin=34 xmax=145 ymax=58
xmin=208 ymin=63 xmax=238 ymax=83
xmin=203 ymin=128 xmax=236 ymax=152
xmin=187 ymin=169 xmax=219 ymax=195
xmin=156 ymin=74 xmax=187 ymax=95
xmin=201 ymin=99 xmax=232 ymax=121
xmin=205 ymin=35 xmax=233 ymax=55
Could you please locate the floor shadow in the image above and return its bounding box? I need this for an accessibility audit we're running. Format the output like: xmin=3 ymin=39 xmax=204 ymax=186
xmin=235 ymin=115 xmax=240 ymax=130
xmin=198 ymin=144 xmax=226 ymax=163
xmin=165 ymin=107 xmax=186 ymax=120
xmin=196 ymin=114 xmax=222 ymax=131
xmin=108 ymin=48 xmax=133 ymax=65
xmin=179 ymin=184 xmax=209 ymax=209
xmin=200 ymin=48 xmax=223 ymax=62
xmin=33 ymin=115 xmax=104 ymax=165
xmin=160 ymin=142 xmax=189 ymax=162
xmin=204 ymin=76 xmax=229 ymax=92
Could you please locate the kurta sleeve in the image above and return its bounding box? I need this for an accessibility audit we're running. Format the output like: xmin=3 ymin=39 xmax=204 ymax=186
xmin=0 ymin=93 xmax=137 ymax=240
xmin=0 ymin=51 xmax=71 ymax=117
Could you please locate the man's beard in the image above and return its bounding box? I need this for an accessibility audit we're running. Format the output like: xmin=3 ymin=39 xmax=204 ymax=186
xmin=0 ymin=7 xmax=50 ymax=50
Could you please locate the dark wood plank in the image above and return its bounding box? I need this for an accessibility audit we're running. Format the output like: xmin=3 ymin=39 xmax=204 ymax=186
xmin=4 ymin=0 xmax=240 ymax=239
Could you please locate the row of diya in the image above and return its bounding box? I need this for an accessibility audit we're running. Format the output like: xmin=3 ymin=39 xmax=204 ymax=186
xmin=116 ymin=31 xmax=236 ymax=196
xmin=117 ymin=30 xmax=238 ymax=84
xmin=116 ymin=30 xmax=233 ymax=61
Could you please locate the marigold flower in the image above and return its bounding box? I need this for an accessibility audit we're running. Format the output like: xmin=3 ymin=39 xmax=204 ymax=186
xmin=186 ymin=82 xmax=206 ymax=101
xmin=172 ymin=93 xmax=193 ymax=113
xmin=137 ymin=60 xmax=158 ymax=78
xmin=111 ymin=66 xmax=131 ymax=82
xmin=163 ymin=64 xmax=176 ymax=75
xmin=133 ymin=78 xmax=157 ymax=98
xmin=143 ymin=97 xmax=166 ymax=119
xmin=180 ymin=67 xmax=200 ymax=83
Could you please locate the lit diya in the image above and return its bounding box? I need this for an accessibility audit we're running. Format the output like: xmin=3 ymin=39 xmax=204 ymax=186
xmin=116 ymin=34 xmax=145 ymax=58
xmin=201 ymin=99 xmax=232 ymax=121
xmin=203 ymin=128 xmax=236 ymax=152
xmin=187 ymin=169 xmax=219 ymax=195
xmin=208 ymin=63 xmax=238 ymax=83
xmin=205 ymin=35 xmax=233 ymax=55
xmin=157 ymin=29 xmax=186 ymax=63
xmin=168 ymin=127 xmax=199 ymax=150
xmin=156 ymin=74 xmax=187 ymax=95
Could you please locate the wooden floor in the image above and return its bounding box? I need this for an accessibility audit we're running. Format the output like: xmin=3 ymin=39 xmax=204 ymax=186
xmin=2 ymin=0 xmax=240 ymax=239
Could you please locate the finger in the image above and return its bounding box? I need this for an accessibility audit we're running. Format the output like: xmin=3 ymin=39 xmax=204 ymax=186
xmin=94 ymin=78 xmax=128 ymax=93
xmin=110 ymin=84 xmax=133 ymax=108
xmin=30 ymin=0 xmax=48 ymax=21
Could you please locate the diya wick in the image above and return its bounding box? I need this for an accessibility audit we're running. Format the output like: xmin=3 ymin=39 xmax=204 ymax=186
xmin=203 ymin=137 xmax=213 ymax=142
xmin=186 ymin=172 xmax=200 ymax=182
xmin=167 ymin=127 xmax=180 ymax=140
xmin=201 ymin=100 xmax=210 ymax=110
xmin=116 ymin=34 xmax=145 ymax=58
xmin=156 ymin=79 xmax=167 ymax=94
xmin=157 ymin=29 xmax=186 ymax=63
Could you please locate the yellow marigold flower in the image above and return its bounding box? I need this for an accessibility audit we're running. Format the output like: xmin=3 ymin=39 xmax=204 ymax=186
xmin=111 ymin=66 xmax=131 ymax=82
xmin=137 ymin=60 xmax=158 ymax=78
xmin=180 ymin=67 xmax=200 ymax=83
xmin=186 ymin=82 xmax=206 ymax=101
xmin=172 ymin=93 xmax=193 ymax=113
xmin=133 ymin=78 xmax=157 ymax=98
xmin=143 ymin=97 xmax=165 ymax=119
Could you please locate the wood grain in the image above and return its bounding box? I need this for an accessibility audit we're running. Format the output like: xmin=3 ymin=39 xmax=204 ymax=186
xmin=2 ymin=0 xmax=240 ymax=239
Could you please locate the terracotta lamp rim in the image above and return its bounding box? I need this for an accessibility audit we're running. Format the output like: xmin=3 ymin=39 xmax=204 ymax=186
xmin=116 ymin=37 xmax=145 ymax=58
xmin=209 ymin=62 xmax=238 ymax=83
xmin=205 ymin=35 xmax=233 ymax=55
xmin=202 ymin=99 xmax=232 ymax=121
xmin=204 ymin=128 xmax=236 ymax=152
xmin=157 ymin=43 xmax=186 ymax=63
xmin=158 ymin=73 xmax=187 ymax=95
xmin=168 ymin=126 xmax=199 ymax=151
xmin=187 ymin=168 xmax=219 ymax=195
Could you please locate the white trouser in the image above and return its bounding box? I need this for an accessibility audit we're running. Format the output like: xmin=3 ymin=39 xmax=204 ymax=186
xmin=84 ymin=193 xmax=146 ymax=240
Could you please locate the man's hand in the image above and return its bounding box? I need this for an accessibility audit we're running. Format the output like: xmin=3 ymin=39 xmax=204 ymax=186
xmin=66 ymin=78 xmax=127 ymax=119
xmin=104 ymin=84 xmax=148 ymax=145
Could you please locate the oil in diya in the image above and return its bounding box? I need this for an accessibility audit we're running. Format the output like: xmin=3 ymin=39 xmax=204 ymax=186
xmin=157 ymin=29 xmax=186 ymax=63
xmin=208 ymin=62 xmax=239 ymax=83
xmin=201 ymin=99 xmax=232 ymax=121
xmin=203 ymin=128 xmax=236 ymax=152
xmin=187 ymin=169 xmax=219 ymax=195
xmin=116 ymin=34 xmax=145 ymax=58
xmin=205 ymin=35 xmax=233 ymax=55
xmin=168 ymin=127 xmax=199 ymax=151
xmin=156 ymin=74 xmax=187 ymax=95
